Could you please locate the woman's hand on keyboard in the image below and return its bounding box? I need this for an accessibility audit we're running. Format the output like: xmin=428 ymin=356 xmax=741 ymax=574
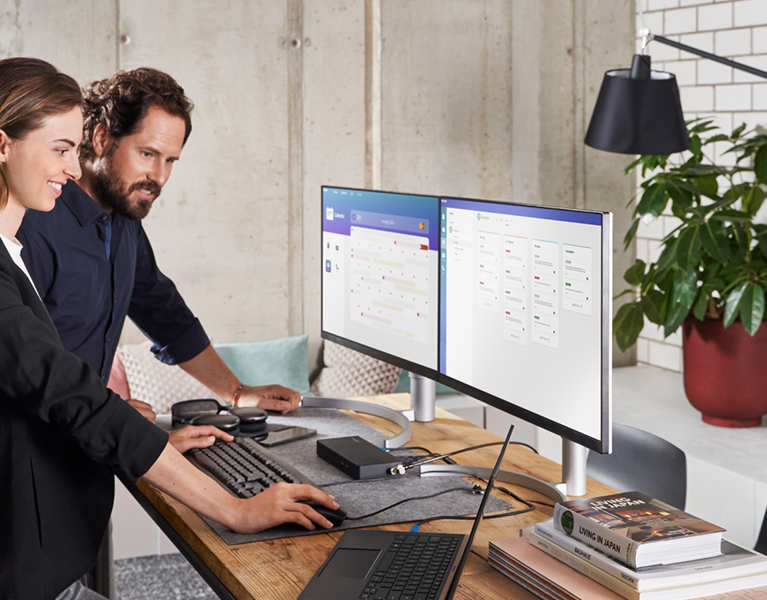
xmin=233 ymin=482 xmax=339 ymax=533
xmin=168 ymin=425 xmax=234 ymax=453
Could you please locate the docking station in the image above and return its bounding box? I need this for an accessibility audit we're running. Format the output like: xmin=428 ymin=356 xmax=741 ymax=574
xmin=316 ymin=436 xmax=405 ymax=480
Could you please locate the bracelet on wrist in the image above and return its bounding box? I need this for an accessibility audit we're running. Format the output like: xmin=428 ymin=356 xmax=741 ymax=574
xmin=232 ymin=383 xmax=245 ymax=406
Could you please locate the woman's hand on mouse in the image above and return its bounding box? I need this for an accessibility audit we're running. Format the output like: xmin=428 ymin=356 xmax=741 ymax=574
xmin=235 ymin=384 xmax=302 ymax=414
xmin=168 ymin=425 xmax=234 ymax=453
xmin=230 ymin=483 xmax=338 ymax=533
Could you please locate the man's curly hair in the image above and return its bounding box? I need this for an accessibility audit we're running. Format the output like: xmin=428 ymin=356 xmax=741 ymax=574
xmin=80 ymin=67 xmax=193 ymax=160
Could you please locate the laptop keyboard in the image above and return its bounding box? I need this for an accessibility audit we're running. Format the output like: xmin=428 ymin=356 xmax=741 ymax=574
xmin=360 ymin=533 xmax=462 ymax=600
xmin=187 ymin=437 xmax=310 ymax=498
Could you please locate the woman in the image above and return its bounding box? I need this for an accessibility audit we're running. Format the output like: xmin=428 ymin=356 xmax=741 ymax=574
xmin=0 ymin=58 xmax=338 ymax=600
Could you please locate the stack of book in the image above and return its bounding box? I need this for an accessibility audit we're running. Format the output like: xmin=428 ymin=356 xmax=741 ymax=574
xmin=488 ymin=492 xmax=767 ymax=600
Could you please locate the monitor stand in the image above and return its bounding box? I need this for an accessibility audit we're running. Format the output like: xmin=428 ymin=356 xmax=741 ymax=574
xmin=401 ymin=372 xmax=437 ymax=423
xmin=557 ymin=439 xmax=589 ymax=497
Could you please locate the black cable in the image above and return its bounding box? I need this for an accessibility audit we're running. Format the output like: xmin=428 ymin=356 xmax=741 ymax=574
xmin=345 ymin=486 xmax=475 ymax=521
xmin=413 ymin=481 xmax=536 ymax=528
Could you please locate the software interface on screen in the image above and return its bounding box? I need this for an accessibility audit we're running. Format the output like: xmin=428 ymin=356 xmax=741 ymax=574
xmin=439 ymin=198 xmax=608 ymax=443
xmin=322 ymin=187 xmax=440 ymax=372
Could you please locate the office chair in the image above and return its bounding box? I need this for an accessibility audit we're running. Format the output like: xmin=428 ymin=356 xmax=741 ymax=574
xmin=756 ymin=508 xmax=767 ymax=555
xmin=586 ymin=423 xmax=687 ymax=510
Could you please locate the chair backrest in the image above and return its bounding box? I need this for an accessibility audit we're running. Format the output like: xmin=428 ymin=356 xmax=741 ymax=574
xmin=587 ymin=423 xmax=687 ymax=510
xmin=756 ymin=507 xmax=767 ymax=555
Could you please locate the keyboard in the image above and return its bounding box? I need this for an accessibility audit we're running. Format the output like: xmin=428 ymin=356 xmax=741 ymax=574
xmin=361 ymin=533 xmax=462 ymax=600
xmin=187 ymin=437 xmax=314 ymax=498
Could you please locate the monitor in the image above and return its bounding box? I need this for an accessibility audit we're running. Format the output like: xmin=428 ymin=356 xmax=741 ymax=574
xmin=439 ymin=196 xmax=612 ymax=494
xmin=321 ymin=186 xmax=441 ymax=419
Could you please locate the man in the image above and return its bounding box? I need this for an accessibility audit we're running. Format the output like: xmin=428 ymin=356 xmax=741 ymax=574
xmin=18 ymin=68 xmax=300 ymax=417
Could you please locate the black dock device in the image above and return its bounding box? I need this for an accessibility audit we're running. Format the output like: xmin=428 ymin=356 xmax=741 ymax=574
xmin=316 ymin=436 xmax=402 ymax=480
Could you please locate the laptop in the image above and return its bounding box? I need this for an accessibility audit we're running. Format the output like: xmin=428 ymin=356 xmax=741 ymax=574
xmin=298 ymin=424 xmax=516 ymax=600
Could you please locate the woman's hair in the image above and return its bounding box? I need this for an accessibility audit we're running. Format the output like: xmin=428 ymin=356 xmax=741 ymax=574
xmin=80 ymin=67 xmax=193 ymax=161
xmin=0 ymin=57 xmax=83 ymax=208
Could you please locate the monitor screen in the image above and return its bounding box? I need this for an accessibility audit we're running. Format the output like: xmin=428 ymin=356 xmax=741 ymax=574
xmin=321 ymin=187 xmax=440 ymax=378
xmin=439 ymin=197 xmax=611 ymax=452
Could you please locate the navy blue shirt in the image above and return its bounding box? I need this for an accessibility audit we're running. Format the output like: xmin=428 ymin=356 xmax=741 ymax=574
xmin=18 ymin=181 xmax=210 ymax=381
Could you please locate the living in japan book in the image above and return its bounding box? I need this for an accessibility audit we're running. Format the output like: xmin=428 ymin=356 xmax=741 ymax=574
xmin=528 ymin=520 xmax=767 ymax=593
xmin=552 ymin=492 xmax=725 ymax=569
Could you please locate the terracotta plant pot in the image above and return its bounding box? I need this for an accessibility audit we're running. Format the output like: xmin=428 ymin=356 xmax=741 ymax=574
xmin=682 ymin=317 xmax=767 ymax=427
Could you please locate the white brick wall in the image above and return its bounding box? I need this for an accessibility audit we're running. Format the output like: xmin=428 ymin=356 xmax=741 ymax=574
xmin=633 ymin=1 xmax=766 ymax=373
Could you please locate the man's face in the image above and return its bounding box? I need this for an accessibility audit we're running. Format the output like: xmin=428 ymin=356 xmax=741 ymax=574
xmin=91 ymin=105 xmax=186 ymax=220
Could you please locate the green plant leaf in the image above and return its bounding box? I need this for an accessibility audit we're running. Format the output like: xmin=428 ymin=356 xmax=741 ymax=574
xmin=664 ymin=269 xmax=698 ymax=337
xmin=739 ymin=283 xmax=766 ymax=335
xmin=689 ymin=119 xmax=716 ymax=134
xmin=755 ymin=224 xmax=767 ymax=261
xmin=666 ymin=180 xmax=694 ymax=210
xmin=623 ymin=259 xmax=647 ymax=286
xmin=699 ymin=220 xmax=730 ymax=263
xmin=692 ymin=288 xmax=709 ymax=321
xmin=744 ymin=185 xmax=766 ymax=217
xmin=703 ymin=134 xmax=730 ymax=146
xmin=709 ymin=209 xmax=752 ymax=222
xmin=656 ymin=237 xmax=679 ymax=273
xmin=696 ymin=174 xmax=720 ymax=198
xmin=723 ymin=280 xmax=748 ymax=327
xmin=623 ymin=217 xmax=640 ymax=251
xmin=731 ymin=122 xmax=747 ymax=139
xmin=636 ymin=183 xmax=668 ymax=218
xmin=755 ymin=146 xmax=767 ymax=186
xmin=613 ymin=301 xmax=645 ymax=352
xmin=689 ymin=134 xmax=702 ymax=156
xmin=675 ymin=226 xmax=703 ymax=271
xmin=624 ymin=157 xmax=643 ymax=175
xmin=641 ymin=289 xmax=665 ymax=325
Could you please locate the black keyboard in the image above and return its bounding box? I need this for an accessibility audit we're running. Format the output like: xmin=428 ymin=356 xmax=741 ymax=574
xmin=187 ymin=437 xmax=314 ymax=498
xmin=362 ymin=533 xmax=462 ymax=600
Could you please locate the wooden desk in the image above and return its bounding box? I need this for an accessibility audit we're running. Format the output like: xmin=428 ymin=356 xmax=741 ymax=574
xmin=130 ymin=393 xmax=614 ymax=600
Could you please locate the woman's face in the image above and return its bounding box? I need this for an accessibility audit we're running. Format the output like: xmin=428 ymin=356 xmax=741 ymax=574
xmin=2 ymin=106 xmax=83 ymax=213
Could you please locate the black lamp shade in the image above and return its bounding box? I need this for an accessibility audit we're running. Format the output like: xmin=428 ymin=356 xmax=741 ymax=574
xmin=585 ymin=63 xmax=689 ymax=155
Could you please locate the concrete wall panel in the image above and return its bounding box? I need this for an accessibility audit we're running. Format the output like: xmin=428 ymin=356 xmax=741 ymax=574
xmin=0 ymin=0 xmax=116 ymax=82
xmin=118 ymin=1 xmax=293 ymax=344
xmin=380 ymin=1 xmax=514 ymax=201
xmin=302 ymin=0 xmax=367 ymax=372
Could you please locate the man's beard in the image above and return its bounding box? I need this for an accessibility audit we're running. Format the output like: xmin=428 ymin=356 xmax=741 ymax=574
xmin=91 ymin=152 xmax=162 ymax=221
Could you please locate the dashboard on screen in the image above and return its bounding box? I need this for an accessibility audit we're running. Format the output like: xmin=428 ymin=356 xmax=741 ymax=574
xmin=439 ymin=197 xmax=611 ymax=452
xmin=321 ymin=187 xmax=440 ymax=378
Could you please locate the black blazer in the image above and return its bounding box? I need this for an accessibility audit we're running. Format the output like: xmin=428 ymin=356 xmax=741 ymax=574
xmin=0 ymin=241 xmax=168 ymax=600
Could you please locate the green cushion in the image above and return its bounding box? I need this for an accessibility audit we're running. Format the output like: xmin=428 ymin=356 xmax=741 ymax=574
xmin=393 ymin=370 xmax=459 ymax=396
xmin=214 ymin=335 xmax=310 ymax=395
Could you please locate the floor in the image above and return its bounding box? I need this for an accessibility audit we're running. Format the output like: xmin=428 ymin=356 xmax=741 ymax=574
xmin=114 ymin=554 xmax=217 ymax=600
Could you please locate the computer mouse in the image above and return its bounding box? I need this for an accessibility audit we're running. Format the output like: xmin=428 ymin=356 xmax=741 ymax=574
xmin=301 ymin=502 xmax=348 ymax=527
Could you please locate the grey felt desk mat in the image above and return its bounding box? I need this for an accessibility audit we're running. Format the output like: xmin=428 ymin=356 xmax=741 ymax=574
xmin=190 ymin=407 xmax=512 ymax=546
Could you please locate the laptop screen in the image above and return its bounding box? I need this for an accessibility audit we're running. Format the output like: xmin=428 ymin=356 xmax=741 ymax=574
xmin=444 ymin=423 xmax=515 ymax=599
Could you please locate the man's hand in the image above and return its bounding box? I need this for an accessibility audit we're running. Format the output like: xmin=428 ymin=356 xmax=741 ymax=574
xmin=127 ymin=399 xmax=156 ymax=423
xmin=236 ymin=384 xmax=301 ymax=414
xmin=168 ymin=425 xmax=234 ymax=453
xmin=231 ymin=482 xmax=339 ymax=533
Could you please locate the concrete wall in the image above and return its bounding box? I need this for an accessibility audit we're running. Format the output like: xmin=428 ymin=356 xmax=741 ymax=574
xmin=0 ymin=0 xmax=635 ymax=376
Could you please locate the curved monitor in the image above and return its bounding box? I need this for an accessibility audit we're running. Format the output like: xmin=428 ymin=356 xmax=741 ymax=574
xmin=321 ymin=186 xmax=440 ymax=380
xmin=438 ymin=196 xmax=612 ymax=453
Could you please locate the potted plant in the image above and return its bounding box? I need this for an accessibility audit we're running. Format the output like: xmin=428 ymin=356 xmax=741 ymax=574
xmin=614 ymin=119 xmax=767 ymax=427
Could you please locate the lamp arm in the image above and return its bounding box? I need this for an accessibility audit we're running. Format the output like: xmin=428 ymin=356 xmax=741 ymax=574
xmin=650 ymin=34 xmax=767 ymax=81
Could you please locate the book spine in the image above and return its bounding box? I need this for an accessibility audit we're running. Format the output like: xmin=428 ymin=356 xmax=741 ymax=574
xmin=553 ymin=503 xmax=639 ymax=568
xmin=532 ymin=525 xmax=643 ymax=589
xmin=514 ymin=537 xmax=639 ymax=600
